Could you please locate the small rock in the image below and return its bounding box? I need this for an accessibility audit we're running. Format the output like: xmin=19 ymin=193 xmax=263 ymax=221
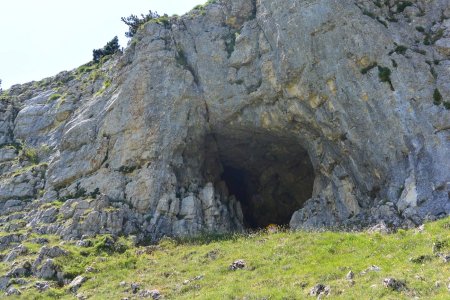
xmin=3 ymin=252 xmax=18 ymax=263
xmin=360 ymin=265 xmax=381 ymax=275
xmin=9 ymin=278 xmax=27 ymax=286
xmin=5 ymin=287 xmax=21 ymax=296
xmin=76 ymin=293 xmax=87 ymax=300
xmin=131 ymin=282 xmax=140 ymax=294
xmin=229 ymin=259 xmax=246 ymax=270
xmin=140 ymin=289 xmax=161 ymax=299
xmin=119 ymin=281 xmax=127 ymax=287
xmin=416 ymin=224 xmax=425 ymax=233
xmin=6 ymin=261 xmax=32 ymax=278
xmin=309 ymin=284 xmax=330 ymax=297
xmin=193 ymin=275 xmax=204 ymax=281
xmin=35 ymin=281 xmax=50 ymax=292
xmin=383 ymin=278 xmax=406 ymax=291
xmin=435 ymin=281 xmax=441 ymax=288
xmin=85 ymin=266 xmax=96 ymax=273
xmin=3 ymin=245 xmax=28 ymax=262
xmin=368 ymin=222 xmax=390 ymax=234
xmin=36 ymin=259 xmax=59 ymax=280
xmin=149 ymin=289 xmax=161 ymax=299
xmin=40 ymin=246 xmax=68 ymax=258
xmin=409 ymin=255 xmax=432 ymax=264
xmin=76 ymin=240 xmax=93 ymax=247
xmin=415 ymin=275 xmax=424 ymax=281
xmin=68 ymin=276 xmax=87 ymax=293
xmin=437 ymin=253 xmax=450 ymax=263
xmin=183 ymin=280 xmax=190 ymax=285
xmin=368 ymin=265 xmax=381 ymax=272
xmin=15 ymin=244 xmax=28 ymax=255
xmin=0 ymin=276 xmax=10 ymax=291
xmin=346 ymin=271 xmax=354 ymax=280
xmin=435 ymin=38 xmax=450 ymax=56
xmin=30 ymin=238 xmax=49 ymax=244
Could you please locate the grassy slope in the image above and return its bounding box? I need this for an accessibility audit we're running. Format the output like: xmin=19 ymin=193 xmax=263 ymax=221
xmin=3 ymin=217 xmax=449 ymax=299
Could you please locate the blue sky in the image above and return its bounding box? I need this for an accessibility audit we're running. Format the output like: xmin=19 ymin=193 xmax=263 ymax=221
xmin=0 ymin=0 xmax=203 ymax=89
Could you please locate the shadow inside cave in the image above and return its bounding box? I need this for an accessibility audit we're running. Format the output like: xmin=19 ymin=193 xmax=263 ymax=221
xmin=206 ymin=129 xmax=315 ymax=229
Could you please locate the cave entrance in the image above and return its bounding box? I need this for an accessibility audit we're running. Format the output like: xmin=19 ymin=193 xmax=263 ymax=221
xmin=210 ymin=130 xmax=315 ymax=229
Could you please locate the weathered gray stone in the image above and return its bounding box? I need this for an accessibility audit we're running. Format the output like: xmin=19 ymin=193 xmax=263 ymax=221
xmin=383 ymin=277 xmax=407 ymax=291
xmin=0 ymin=277 xmax=10 ymax=291
xmin=436 ymin=38 xmax=450 ymax=56
xmin=35 ymin=281 xmax=50 ymax=292
xmin=0 ymin=147 xmax=17 ymax=163
xmin=0 ymin=234 xmax=25 ymax=251
xmin=68 ymin=276 xmax=87 ymax=293
xmin=3 ymin=244 xmax=28 ymax=262
xmin=5 ymin=287 xmax=21 ymax=296
xmin=39 ymin=246 xmax=68 ymax=258
xmin=309 ymin=284 xmax=330 ymax=297
xmin=6 ymin=261 xmax=31 ymax=278
xmin=35 ymin=259 xmax=60 ymax=280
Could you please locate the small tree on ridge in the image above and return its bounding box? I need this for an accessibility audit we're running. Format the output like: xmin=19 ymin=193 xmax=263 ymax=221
xmin=121 ymin=10 xmax=160 ymax=38
xmin=93 ymin=36 xmax=120 ymax=63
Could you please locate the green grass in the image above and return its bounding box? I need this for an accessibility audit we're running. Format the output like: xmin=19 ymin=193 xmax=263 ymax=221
xmin=21 ymin=146 xmax=39 ymax=164
xmin=360 ymin=62 xmax=377 ymax=74
xmin=394 ymin=45 xmax=408 ymax=55
xmin=47 ymin=94 xmax=62 ymax=102
xmin=1 ymin=217 xmax=449 ymax=299
xmin=433 ymin=88 xmax=443 ymax=105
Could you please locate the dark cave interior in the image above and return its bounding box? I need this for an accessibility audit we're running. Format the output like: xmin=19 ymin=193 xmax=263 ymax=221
xmin=210 ymin=129 xmax=315 ymax=229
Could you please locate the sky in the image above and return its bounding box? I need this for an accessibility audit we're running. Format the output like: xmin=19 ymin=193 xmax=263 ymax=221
xmin=0 ymin=0 xmax=203 ymax=89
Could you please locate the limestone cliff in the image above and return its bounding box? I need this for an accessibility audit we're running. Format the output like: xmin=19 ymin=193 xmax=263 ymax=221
xmin=0 ymin=0 xmax=449 ymax=241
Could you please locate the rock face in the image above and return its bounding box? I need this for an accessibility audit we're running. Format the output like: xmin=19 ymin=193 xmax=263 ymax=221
xmin=0 ymin=0 xmax=449 ymax=240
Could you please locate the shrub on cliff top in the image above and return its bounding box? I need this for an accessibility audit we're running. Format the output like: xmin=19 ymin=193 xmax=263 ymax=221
xmin=93 ymin=36 xmax=120 ymax=63
xmin=121 ymin=10 xmax=160 ymax=38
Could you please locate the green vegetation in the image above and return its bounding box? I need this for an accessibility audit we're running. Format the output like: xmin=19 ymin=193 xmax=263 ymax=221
xmin=363 ymin=9 xmax=376 ymax=19
xmin=415 ymin=26 xmax=425 ymax=33
xmin=48 ymin=93 xmax=62 ymax=102
xmin=225 ymin=31 xmax=239 ymax=58
xmin=394 ymin=45 xmax=408 ymax=55
xmin=175 ymin=45 xmax=189 ymax=68
xmin=396 ymin=1 xmax=413 ymax=13
xmin=1 ymin=217 xmax=449 ymax=299
xmin=121 ymin=10 xmax=162 ymax=38
xmin=433 ymin=88 xmax=443 ymax=105
xmin=378 ymin=66 xmax=394 ymax=90
xmin=192 ymin=0 xmax=217 ymax=13
xmin=94 ymin=78 xmax=112 ymax=96
xmin=9 ymin=162 xmax=48 ymax=178
xmin=424 ymin=29 xmax=445 ymax=46
xmin=76 ymin=63 xmax=99 ymax=76
xmin=360 ymin=63 xmax=394 ymax=90
xmin=21 ymin=145 xmax=39 ymax=164
xmin=378 ymin=66 xmax=392 ymax=83
xmin=93 ymin=36 xmax=120 ymax=63
xmin=0 ymin=90 xmax=11 ymax=102
xmin=360 ymin=62 xmax=378 ymax=74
